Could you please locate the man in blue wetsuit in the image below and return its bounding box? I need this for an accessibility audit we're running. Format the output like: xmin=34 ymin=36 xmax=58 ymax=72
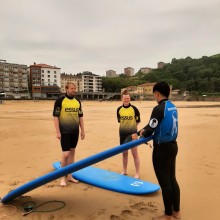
xmin=132 ymin=81 xmax=181 ymax=220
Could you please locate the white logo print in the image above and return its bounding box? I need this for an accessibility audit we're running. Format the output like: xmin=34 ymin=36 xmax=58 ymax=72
xmin=171 ymin=111 xmax=178 ymax=136
xmin=130 ymin=181 xmax=144 ymax=187
xmin=149 ymin=118 xmax=158 ymax=128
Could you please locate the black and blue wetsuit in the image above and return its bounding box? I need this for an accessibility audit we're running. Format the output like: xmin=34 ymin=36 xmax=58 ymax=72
xmin=139 ymin=99 xmax=180 ymax=216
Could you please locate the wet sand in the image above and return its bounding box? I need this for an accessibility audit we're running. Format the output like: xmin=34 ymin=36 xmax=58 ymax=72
xmin=0 ymin=100 xmax=220 ymax=220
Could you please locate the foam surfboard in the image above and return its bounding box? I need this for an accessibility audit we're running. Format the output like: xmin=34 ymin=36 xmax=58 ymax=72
xmin=53 ymin=162 xmax=160 ymax=195
xmin=1 ymin=137 xmax=152 ymax=204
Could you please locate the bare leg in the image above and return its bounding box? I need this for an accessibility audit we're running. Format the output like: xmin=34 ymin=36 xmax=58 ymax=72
xmin=121 ymin=150 xmax=128 ymax=175
xmin=131 ymin=147 xmax=140 ymax=178
xmin=67 ymin=148 xmax=79 ymax=183
xmin=60 ymin=151 xmax=70 ymax=186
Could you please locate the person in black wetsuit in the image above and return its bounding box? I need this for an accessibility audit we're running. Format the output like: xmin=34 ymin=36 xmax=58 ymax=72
xmin=53 ymin=82 xmax=85 ymax=186
xmin=132 ymin=81 xmax=181 ymax=220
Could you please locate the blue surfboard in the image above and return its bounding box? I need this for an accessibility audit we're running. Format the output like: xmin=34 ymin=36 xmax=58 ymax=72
xmin=1 ymin=137 xmax=153 ymax=204
xmin=53 ymin=162 xmax=160 ymax=195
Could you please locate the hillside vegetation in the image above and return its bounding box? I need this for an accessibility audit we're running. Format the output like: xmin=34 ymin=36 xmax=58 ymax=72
xmin=103 ymin=54 xmax=220 ymax=94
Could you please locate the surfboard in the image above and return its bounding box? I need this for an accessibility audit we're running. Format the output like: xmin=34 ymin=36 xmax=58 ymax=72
xmin=53 ymin=162 xmax=160 ymax=195
xmin=1 ymin=137 xmax=152 ymax=204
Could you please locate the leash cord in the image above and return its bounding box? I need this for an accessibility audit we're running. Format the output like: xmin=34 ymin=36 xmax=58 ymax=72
xmin=22 ymin=200 xmax=66 ymax=216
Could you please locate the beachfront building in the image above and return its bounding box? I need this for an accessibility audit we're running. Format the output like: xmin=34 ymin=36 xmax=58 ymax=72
xmin=80 ymin=71 xmax=102 ymax=92
xmin=106 ymin=70 xmax=117 ymax=78
xmin=124 ymin=67 xmax=134 ymax=77
xmin=139 ymin=82 xmax=156 ymax=95
xmin=0 ymin=59 xmax=29 ymax=99
xmin=121 ymin=85 xmax=144 ymax=94
xmin=60 ymin=73 xmax=82 ymax=93
xmin=28 ymin=63 xmax=61 ymax=99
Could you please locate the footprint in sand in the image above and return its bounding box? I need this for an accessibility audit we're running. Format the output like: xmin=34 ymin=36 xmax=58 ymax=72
xmin=130 ymin=201 xmax=158 ymax=214
xmin=110 ymin=215 xmax=120 ymax=220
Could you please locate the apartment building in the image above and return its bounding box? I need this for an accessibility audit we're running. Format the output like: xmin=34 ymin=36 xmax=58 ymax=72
xmin=60 ymin=73 xmax=82 ymax=93
xmin=124 ymin=67 xmax=134 ymax=77
xmin=140 ymin=67 xmax=152 ymax=74
xmin=28 ymin=63 xmax=61 ymax=98
xmin=106 ymin=70 xmax=117 ymax=78
xmin=80 ymin=72 xmax=102 ymax=92
xmin=157 ymin=62 xmax=165 ymax=69
xmin=0 ymin=59 xmax=29 ymax=98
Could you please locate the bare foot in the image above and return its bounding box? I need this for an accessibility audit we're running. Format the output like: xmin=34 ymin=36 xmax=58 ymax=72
xmin=134 ymin=174 xmax=140 ymax=179
xmin=121 ymin=171 xmax=127 ymax=175
xmin=67 ymin=176 xmax=79 ymax=183
xmin=60 ymin=177 xmax=67 ymax=186
xmin=152 ymin=214 xmax=173 ymax=220
xmin=173 ymin=211 xmax=181 ymax=219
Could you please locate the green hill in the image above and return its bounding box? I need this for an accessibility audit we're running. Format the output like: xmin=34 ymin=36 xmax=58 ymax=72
xmin=103 ymin=54 xmax=220 ymax=94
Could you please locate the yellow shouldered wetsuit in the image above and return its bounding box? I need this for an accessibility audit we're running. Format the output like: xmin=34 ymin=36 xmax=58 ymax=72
xmin=117 ymin=103 xmax=140 ymax=144
xmin=53 ymin=94 xmax=83 ymax=151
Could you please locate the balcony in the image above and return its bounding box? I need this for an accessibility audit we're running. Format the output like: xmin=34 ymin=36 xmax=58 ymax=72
xmin=3 ymin=82 xmax=9 ymax=86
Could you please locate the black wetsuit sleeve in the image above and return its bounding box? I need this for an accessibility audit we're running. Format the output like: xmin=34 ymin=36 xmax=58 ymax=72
xmin=77 ymin=99 xmax=83 ymax=117
xmin=132 ymin=105 xmax=141 ymax=123
xmin=53 ymin=97 xmax=64 ymax=117
xmin=138 ymin=102 xmax=165 ymax=137
xmin=117 ymin=106 xmax=121 ymax=123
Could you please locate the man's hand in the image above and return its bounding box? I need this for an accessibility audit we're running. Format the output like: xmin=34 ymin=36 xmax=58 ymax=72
xmin=131 ymin=133 xmax=139 ymax=140
xmin=56 ymin=132 xmax=61 ymax=140
xmin=81 ymin=131 xmax=85 ymax=140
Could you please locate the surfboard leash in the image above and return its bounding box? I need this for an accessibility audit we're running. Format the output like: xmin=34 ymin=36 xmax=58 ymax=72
xmin=22 ymin=200 xmax=66 ymax=216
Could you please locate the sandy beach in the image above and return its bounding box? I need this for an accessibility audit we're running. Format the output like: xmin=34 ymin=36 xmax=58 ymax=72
xmin=0 ymin=100 xmax=220 ymax=220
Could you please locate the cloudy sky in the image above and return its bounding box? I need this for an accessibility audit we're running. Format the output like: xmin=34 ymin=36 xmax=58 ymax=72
xmin=1 ymin=0 xmax=220 ymax=76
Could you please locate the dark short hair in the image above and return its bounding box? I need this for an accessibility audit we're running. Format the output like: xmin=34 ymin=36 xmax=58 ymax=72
xmin=153 ymin=81 xmax=170 ymax=97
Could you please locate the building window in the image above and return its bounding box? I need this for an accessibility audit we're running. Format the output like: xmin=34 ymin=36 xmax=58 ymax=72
xmin=48 ymin=75 xmax=50 ymax=78
xmin=54 ymin=71 xmax=56 ymax=73
xmin=47 ymin=70 xmax=50 ymax=73
xmin=54 ymin=75 xmax=57 ymax=78
xmin=42 ymin=70 xmax=44 ymax=73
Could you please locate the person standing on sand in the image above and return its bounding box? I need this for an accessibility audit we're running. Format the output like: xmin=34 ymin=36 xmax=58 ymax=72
xmin=132 ymin=81 xmax=181 ymax=220
xmin=117 ymin=89 xmax=141 ymax=178
xmin=53 ymin=82 xmax=85 ymax=186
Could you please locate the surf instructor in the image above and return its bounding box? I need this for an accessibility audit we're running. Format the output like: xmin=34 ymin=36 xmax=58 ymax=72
xmin=53 ymin=82 xmax=85 ymax=186
xmin=132 ymin=81 xmax=181 ymax=220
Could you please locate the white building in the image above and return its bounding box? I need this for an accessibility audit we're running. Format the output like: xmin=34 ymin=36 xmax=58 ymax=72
xmin=80 ymin=72 xmax=102 ymax=92
xmin=29 ymin=63 xmax=61 ymax=98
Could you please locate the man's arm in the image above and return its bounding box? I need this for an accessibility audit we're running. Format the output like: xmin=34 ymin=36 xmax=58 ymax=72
xmin=54 ymin=117 xmax=61 ymax=139
xmin=79 ymin=117 xmax=85 ymax=140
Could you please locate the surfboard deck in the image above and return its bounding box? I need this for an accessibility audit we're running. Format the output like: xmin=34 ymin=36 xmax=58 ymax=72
xmin=53 ymin=162 xmax=160 ymax=195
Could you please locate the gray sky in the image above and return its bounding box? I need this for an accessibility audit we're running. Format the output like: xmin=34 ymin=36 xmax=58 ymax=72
xmin=1 ymin=0 xmax=220 ymax=76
